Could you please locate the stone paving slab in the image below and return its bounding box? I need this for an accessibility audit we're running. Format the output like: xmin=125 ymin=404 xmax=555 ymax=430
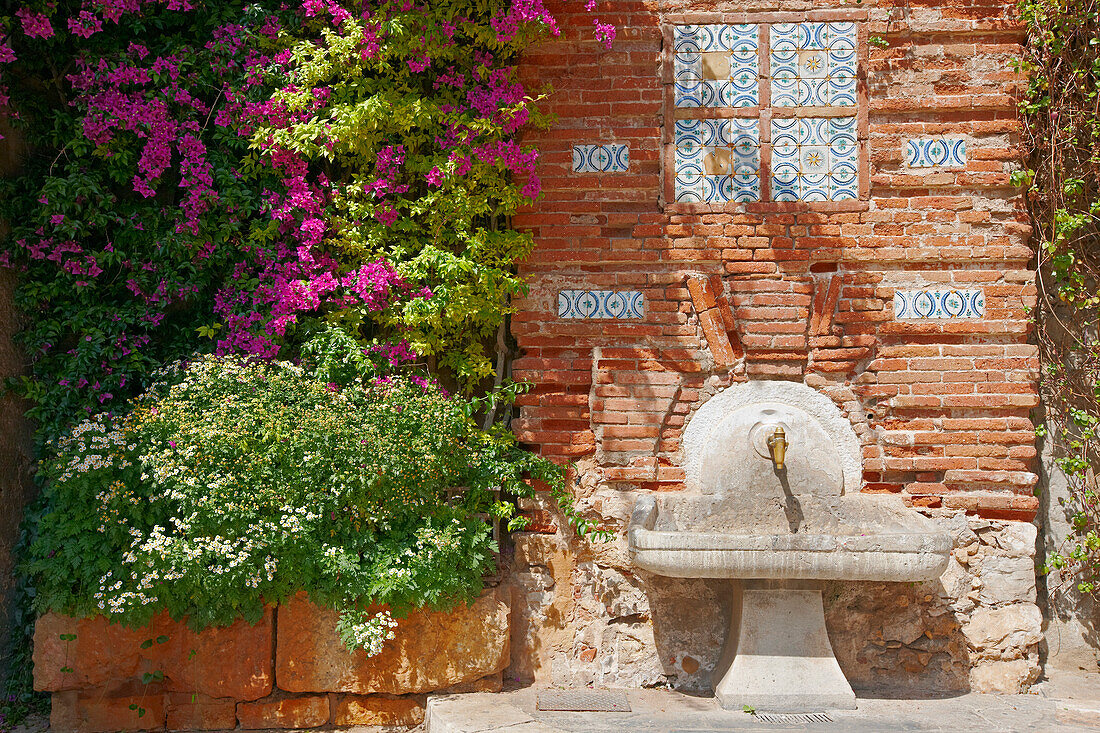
xmin=425 ymin=688 xmax=1100 ymax=733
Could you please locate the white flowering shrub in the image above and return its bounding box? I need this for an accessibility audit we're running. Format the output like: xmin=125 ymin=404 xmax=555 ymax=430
xmin=24 ymin=348 xmax=587 ymax=652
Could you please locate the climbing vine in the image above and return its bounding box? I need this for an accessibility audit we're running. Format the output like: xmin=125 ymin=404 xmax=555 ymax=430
xmin=1017 ymin=0 xmax=1100 ymax=593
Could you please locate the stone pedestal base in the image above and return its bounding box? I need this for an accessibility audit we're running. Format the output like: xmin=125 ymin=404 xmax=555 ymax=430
xmin=714 ymin=586 xmax=856 ymax=713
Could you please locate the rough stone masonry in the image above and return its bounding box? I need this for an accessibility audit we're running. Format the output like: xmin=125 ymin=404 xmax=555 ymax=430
xmin=508 ymin=0 xmax=1040 ymax=695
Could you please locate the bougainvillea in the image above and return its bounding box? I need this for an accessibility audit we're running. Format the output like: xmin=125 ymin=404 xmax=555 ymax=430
xmin=218 ymin=0 xmax=567 ymax=383
xmin=0 ymin=0 xmax=614 ymax=442
xmin=0 ymin=0 xmax=617 ymax=721
xmin=0 ymin=1 xmax=289 ymax=440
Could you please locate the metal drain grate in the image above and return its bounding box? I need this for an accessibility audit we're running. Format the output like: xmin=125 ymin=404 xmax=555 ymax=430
xmin=536 ymin=690 xmax=631 ymax=712
xmin=756 ymin=712 xmax=834 ymax=724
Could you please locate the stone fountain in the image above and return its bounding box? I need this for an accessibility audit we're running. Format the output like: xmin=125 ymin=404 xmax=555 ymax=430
xmin=628 ymin=381 xmax=951 ymax=712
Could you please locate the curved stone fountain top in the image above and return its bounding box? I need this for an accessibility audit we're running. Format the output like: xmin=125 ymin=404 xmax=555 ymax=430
xmin=629 ymin=380 xmax=951 ymax=583
xmin=682 ymin=380 xmax=862 ymax=496
xmin=627 ymin=380 xmax=953 ymax=712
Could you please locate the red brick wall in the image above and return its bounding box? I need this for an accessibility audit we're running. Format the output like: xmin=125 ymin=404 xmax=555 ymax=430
xmin=512 ymin=0 xmax=1037 ymax=520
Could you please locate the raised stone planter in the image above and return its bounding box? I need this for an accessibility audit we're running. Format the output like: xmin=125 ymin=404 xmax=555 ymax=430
xmin=33 ymin=587 xmax=509 ymax=732
xmin=277 ymin=589 xmax=510 ymax=694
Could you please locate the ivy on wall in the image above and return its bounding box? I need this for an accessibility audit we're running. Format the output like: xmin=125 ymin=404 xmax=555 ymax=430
xmin=1017 ymin=0 xmax=1100 ymax=592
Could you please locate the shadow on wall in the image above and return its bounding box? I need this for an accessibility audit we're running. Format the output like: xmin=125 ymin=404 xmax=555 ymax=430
xmin=1035 ymin=407 xmax=1100 ymax=674
xmin=824 ymin=580 xmax=971 ymax=697
xmin=0 ymin=121 xmax=37 ymax=681
xmin=644 ymin=575 xmax=733 ymax=693
xmin=643 ymin=576 xmax=971 ymax=698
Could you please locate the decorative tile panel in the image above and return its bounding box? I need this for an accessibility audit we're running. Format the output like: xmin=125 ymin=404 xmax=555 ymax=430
xmin=904 ymin=137 xmax=967 ymax=168
xmin=893 ymin=289 xmax=985 ymax=320
xmin=674 ymin=24 xmax=760 ymax=108
xmin=558 ymin=290 xmax=645 ymax=319
xmin=770 ymin=116 xmax=857 ymax=201
xmin=675 ymin=118 xmax=761 ymax=203
xmin=573 ymin=144 xmax=630 ymax=173
xmin=770 ymin=22 xmax=857 ymax=108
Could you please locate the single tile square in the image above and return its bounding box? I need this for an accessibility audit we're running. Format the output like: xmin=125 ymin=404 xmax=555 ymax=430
xmin=799 ymin=173 xmax=831 ymax=201
xmin=798 ymin=117 xmax=831 ymax=146
xmin=702 ymin=175 xmax=727 ymax=202
xmin=771 ymin=146 xmax=800 ymax=179
xmin=675 ymin=118 xmax=703 ymax=148
xmin=800 ymin=145 xmax=829 ymax=174
xmin=698 ymin=80 xmax=722 ymax=107
xmin=675 ymin=81 xmax=703 ymax=108
xmin=772 ymin=82 xmax=799 ymax=107
xmin=729 ymin=116 xmax=761 ymax=145
xmin=771 ymin=118 xmax=800 ymax=147
xmin=675 ymin=171 xmax=705 ymax=202
xmin=721 ymin=174 xmax=761 ymax=202
xmin=772 ymin=176 xmax=800 ymax=202
xmin=675 ymin=25 xmax=702 ymax=52
xmin=830 ymin=147 xmax=858 ymax=177
xmin=727 ymin=24 xmax=760 ymax=54
xmin=732 ymin=148 xmax=760 ymax=175
xmin=697 ymin=25 xmax=727 ymax=52
xmin=676 ymin=149 xmax=703 ymax=177
xmin=800 ymin=22 xmax=829 ymax=50
xmin=603 ymin=144 xmax=629 ymax=172
xmin=829 ymin=173 xmax=858 ymax=200
xmin=701 ymin=118 xmax=732 ymax=147
xmin=572 ymin=146 xmax=588 ymax=172
xmin=799 ymin=49 xmax=829 ymax=79
xmin=829 ymin=116 xmax=858 ymax=145
xmin=722 ymin=79 xmax=759 ymax=107
xmin=827 ymin=48 xmax=857 ymax=76
xmin=797 ymin=78 xmax=829 ymax=107
xmin=703 ymin=147 xmax=735 ymax=175
xmin=700 ymin=51 xmax=731 ymax=80
xmin=825 ymin=21 xmax=858 ymax=51
xmin=675 ymin=52 xmax=701 ymax=83
xmin=771 ymin=23 xmax=800 ymax=51
xmin=827 ymin=74 xmax=857 ymax=106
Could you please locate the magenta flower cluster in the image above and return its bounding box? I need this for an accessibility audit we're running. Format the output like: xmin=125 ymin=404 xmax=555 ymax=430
xmin=0 ymin=0 xmax=615 ymax=429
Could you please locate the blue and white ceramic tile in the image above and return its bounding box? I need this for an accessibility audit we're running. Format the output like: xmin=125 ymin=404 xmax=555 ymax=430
xmin=893 ymin=288 xmax=985 ymax=320
xmin=558 ymin=290 xmax=645 ymax=319
xmin=674 ymin=24 xmax=759 ymax=108
xmin=769 ymin=117 xmax=858 ymax=201
xmin=770 ymin=22 xmax=857 ymax=108
xmin=675 ymin=118 xmax=759 ymax=203
xmin=572 ymin=144 xmax=630 ymax=173
xmin=829 ymin=173 xmax=858 ymax=201
xmin=904 ymin=137 xmax=967 ymax=168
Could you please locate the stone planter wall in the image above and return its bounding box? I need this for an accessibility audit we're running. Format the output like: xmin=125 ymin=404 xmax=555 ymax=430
xmin=32 ymin=588 xmax=509 ymax=732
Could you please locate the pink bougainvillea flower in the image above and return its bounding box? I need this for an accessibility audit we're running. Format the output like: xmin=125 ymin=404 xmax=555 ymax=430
xmin=68 ymin=11 xmax=104 ymax=39
xmin=17 ymin=9 xmax=55 ymax=40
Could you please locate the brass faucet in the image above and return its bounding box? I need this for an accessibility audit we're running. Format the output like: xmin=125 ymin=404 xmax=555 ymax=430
xmin=767 ymin=426 xmax=788 ymax=470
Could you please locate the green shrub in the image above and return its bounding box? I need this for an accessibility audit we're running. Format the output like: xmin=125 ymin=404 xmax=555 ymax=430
xmin=24 ymin=345 xmax=587 ymax=652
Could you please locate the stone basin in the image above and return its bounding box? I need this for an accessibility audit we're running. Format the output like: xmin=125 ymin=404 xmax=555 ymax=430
xmin=629 ymin=493 xmax=951 ymax=582
xmin=626 ymin=381 xmax=953 ymax=713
